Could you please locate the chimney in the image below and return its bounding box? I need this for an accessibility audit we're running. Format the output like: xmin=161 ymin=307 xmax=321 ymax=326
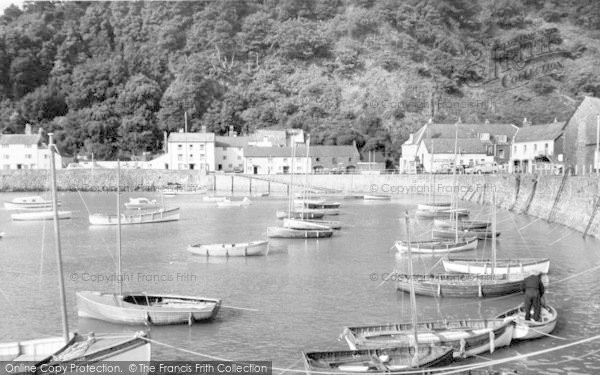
xmin=25 ymin=123 xmax=32 ymax=135
xmin=38 ymin=127 xmax=44 ymax=135
xmin=163 ymin=131 xmax=168 ymax=152
xmin=352 ymin=139 xmax=357 ymax=149
xmin=523 ymin=117 xmax=531 ymax=127
xmin=428 ymin=118 xmax=433 ymax=124
xmin=554 ymin=118 xmax=558 ymax=123
xmin=485 ymin=119 xmax=490 ymax=124
xmin=201 ymin=125 xmax=207 ymax=133
xmin=229 ymin=125 xmax=234 ymax=137
xmin=178 ymin=128 xmax=184 ymax=133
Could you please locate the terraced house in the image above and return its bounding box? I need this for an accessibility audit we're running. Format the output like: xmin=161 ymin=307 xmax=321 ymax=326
xmin=0 ymin=125 xmax=62 ymax=170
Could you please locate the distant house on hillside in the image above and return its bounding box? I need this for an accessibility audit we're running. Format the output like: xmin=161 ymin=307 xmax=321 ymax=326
xmin=400 ymin=120 xmax=517 ymax=173
xmin=166 ymin=127 xmax=215 ymax=172
xmin=0 ymin=125 xmax=62 ymax=170
xmin=215 ymin=133 xmax=250 ymax=172
xmin=563 ymin=96 xmax=600 ymax=172
xmin=509 ymin=119 xmax=566 ymax=173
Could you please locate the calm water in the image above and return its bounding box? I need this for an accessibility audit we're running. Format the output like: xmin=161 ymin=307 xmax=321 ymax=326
xmin=1 ymin=191 xmax=600 ymax=374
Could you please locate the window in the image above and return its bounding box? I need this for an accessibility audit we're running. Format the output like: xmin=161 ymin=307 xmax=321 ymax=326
xmin=3 ymin=154 xmax=8 ymax=159
xmin=332 ymin=157 xmax=337 ymax=164
xmin=25 ymin=144 xmax=32 ymax=148
xmin=499 ymin=149 xmax=505 ymax=158
xmin=315 ymin=157 xmax=320 ymax=162
xmin=25 ymin=154 xmax=32 ymax=159
xmin=514 ymin=145 xmax=517 ymax=154
xmin=479 ymin=133 xmax=490 ymax=141
xmin=228 ymin=164 xmax=232 ymax=168
xmin=497 ymin=135 xmax=507 ymax=143
xmin=523 ymin=145 xmax=527 ymax=153
xmin=189 ymin=144 xmax=193 ymax=149
xmin=348 ymin=157 xmax=352 ymax=162
xmin=178 ymin=154 xmax=183 ymax=161
xmin=1 ymin=144 xmax=8 ymax=148
xmin=199 ymin=144 xmax=205 ymax=150
xmin=223 ymin=155 xmax=227 ymax=160
xmin=534 ymin=144 xmax=537 ymax=152
xmin=177 ymin=144 xmax=183 ymax=150
xmin=189 ymin=154 xmax=193 ymax=159
xmin=44 ymin=155 xmax=49 ymax=159
xmin=283 ymin=158 xmax=288 ymax=162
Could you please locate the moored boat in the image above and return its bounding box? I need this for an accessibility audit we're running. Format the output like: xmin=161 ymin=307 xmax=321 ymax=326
xmin=307 ymin=219 xmax=342 ymax=229
xmin=216 ymin=197 xmax=252 ymax=207
xmin=304 ymin=201 xmax=341 ymax=209
xmin=415 ymin=208 xmax=469 ymax=219
xmin=11 ymin=210 xmax=72 ymax=221
xmin=267 ymin=227 xmax=333 ymax=238
xmin=432 ymin=228 xmax=500 ymax=240
xmin=396 ymin=273 xmax=526 ymax=298
xmin=417 ymin=202 xmax=452 ymax=211
xmin=283 ymin=218 xmax=332 ymax=230
xmin=124 ymin=197 xmax=160 ymax=210
xmin=187 ymin=240 xmax=268 ymax=257
xmin=302 ymin=345 xmax=454 ymax=374
xmin=76 ymin=291 xmax=221 ymax=325
xmin=442 ymin=258 xmax=550 ymax=275
xmin=495 ymin=303 xmax=558 ymax=340
xmin=4 ymin=196 xmax=57 ymax=210
xmin=341 ymin=318 xmax=515 ymax=358
xmin=89 ymin=207 xmax=180 ymax=225
xmin=395 ymin=238 xmax=478 ymax=254
xmin=433 ymin=219 xmax=490 ymax=230
xmin=363 ymin=194 xmax=391 ymax=200
xmin=276 ymin=210 xmax=324 ymax=220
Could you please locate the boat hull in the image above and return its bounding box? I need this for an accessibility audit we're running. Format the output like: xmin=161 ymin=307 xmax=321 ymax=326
xmin=276 ymin=210 xmax=324 ymax=219
xmin=417 ymin=203 xmax=452 ymax=211
xmin=267 ymin=227 xmax=333 ymax=238
xmin=187 ymin=241 xmax=268 ymax=257
xmin=283 ymin=218 xmax=332 ymax=230
xmin=342 ymin=318 xmax=514 ymax=358
xmin=433 ymin=219 xmax=490 ymax=230
xmin=11 ymin=211 xmax=72 ymax=221
xmin=89 ymin=208 xmax=180 ymax=225
xmin=302 ymin=345 xmax=454 ymax=374
xmin=305 ymin=202 xmax=341 ymax=209
xmin=76 ymin=291 xmax=221 ymax=325
xmin=363 ymin=194 xmax=391 ymax=200
xmin=442 ymin=258 xmax=550 ymax=275
xmin=496 ymin=304 xmax=558 ymax=340
xmin=4 ymin=196 xmax=58 ymax=210
xmin=432 ymin=228 xmax=500 ymax=240
xmin=415 ymin=209 xmax=469 ymax=219
xmin=395 ymin=238 xmax=478 ymax=254
xmin=396 ymin=274 xmax=524 ymax=298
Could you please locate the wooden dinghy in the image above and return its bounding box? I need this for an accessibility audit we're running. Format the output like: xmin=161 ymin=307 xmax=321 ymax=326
xmin=432 ymin=228 xmax=501 ymax=240
xmin=417 ymin=202 xmax=452 ymax=211
xmin=496 ymin=303 xmax=558 ymax=340
xmin=415 ymin=208 xmax=469 ymax=219
xmin=276 ymin=210 xmax=324 ymax=219
xmin=302 ymin=345 xmax=454 ymax=374
xmin=341 ymin=318 xmax=514 ymax=358
xmin=442 ymin=258 xmax=550 ymax=275
xmin=0 ymin=332 xmax=151 ymax=371
xmin=11 ymin=210 xmax=72 ymax=221
xmin=363 ymin=194 xmax=392 ymax=200
xmin=216 ymin=197 xmax=252 ymax=207
xmin=88 ymin=207 xmax=180 ymax=225
xmin=76 ymin=291 xmax=221 ymax=325
xmin=124 ymin=197 xmax=159 ymax=210
xmin=4 ymin=196 xmax=58 ymax=210
xmin=395 ymin=238 xmax=478 ymax=254
xmin=433 ymin=219 xmax=490 ymax=230
xmin=187 ymin=240 xmax=268 ymax=257
xmin=267 ymin=227 xmax=333 ymax=238
xmin=396 ymin=273 xmax=525 ymax=298
xmin=283 ymin=218 xmax=333 ymax=230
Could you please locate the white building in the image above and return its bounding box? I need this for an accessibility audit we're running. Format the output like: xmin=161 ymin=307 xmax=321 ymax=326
xmin=215 ymin=135 xmax=249 ymax=172
xmin=166 ymin=129 xmax=215 ymax=171
xmin=248 ymin=129 xmax=305 ymax=147
xmin=510 ymin=121 xmax=566 ymax=173
xmin=0 ymin=126 xmax=62 ymax=170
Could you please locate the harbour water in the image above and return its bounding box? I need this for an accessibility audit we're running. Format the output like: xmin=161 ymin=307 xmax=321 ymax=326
xmin=1 ymin=192 xmax=600 ymax=374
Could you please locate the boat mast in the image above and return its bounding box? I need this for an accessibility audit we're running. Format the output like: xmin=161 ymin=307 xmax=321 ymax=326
xmin=116 ymin=160 xmax=123 ymax=298
xmin=404 ymin=210 xmax=419 ymax=356
xmin=304 ymin=135 xmax=311 ymax=216
xmin=491 ymin=190 xmax=496 ymax=276
xmin=452 ymin=119 xmax=460 ymax=242
xmin=288 ymin=143 xmax=295 ymax=219
xmin=48 ymin=133 xmax=70 ymax=343
xmin=430 ymin=139 xmax=435 ymax=204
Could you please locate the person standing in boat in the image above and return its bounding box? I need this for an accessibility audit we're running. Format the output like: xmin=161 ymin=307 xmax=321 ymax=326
xmin=521 ymin=271 xmax=545 ymax=321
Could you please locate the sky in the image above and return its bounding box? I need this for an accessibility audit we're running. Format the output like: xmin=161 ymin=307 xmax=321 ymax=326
xmin=0 ymin=0 xmax=23 ymax=13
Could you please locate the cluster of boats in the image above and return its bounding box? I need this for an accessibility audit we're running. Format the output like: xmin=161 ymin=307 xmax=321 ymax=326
xmin=4 ymin=196 xmax=72 ymax=221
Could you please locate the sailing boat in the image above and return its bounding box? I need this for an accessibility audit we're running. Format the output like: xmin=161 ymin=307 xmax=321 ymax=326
xmin=77 ymin=161 xmax=221 ymax=325
xmin=397 ymin=191 xmax=528 ymax=298
xmin=342 ymin=212 xmax=514 ymax=358
xmin=303 ymin=212 xmax=454 ymax=373
xmin=268 ymin=138 xmax=333 ymax=238
xmin=398 ymin=121 xmax=478 ymax=254
xmin=0 ymin=134 xmax=150 ymax=368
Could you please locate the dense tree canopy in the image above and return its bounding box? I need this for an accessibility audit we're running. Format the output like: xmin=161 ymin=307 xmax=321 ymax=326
xmin=0 ymin=0 xmax=597 ymax=164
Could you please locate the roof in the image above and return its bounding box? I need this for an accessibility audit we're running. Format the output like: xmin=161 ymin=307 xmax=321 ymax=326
xmin=0 ymin=134 xmax=41 ymax=145
xmin=566 ymin=96 xmax=600 ymax=146
xmin=413 ymin=123 xmax=518 ymax=144
xmin=243 ymin=145 xmax=359 ymax=158
xmin=249 ymin=129 xmax=287 ymax=145
xmin=215 ymin=136 xmax=250 ymax=148
xmin=514 ymin=122 xmax=566 ymax=142
xmin=168 ymin=132 xmax=215 ymax=143
xmin=422 ymin=138 xmax=490 ymax=154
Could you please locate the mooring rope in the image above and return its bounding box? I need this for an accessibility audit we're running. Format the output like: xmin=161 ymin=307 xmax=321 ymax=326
xmin=139 ymin=332 xmax=600 ymax=375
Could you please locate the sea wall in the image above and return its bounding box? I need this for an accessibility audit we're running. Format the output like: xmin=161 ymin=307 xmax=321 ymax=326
xmin=1 ymin=170 xmax=599 ymax=238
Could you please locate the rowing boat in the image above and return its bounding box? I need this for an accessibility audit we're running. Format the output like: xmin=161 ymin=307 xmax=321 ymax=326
xmin=395 ymin=238 xmax=478 ymax=254
xmin=187 ymin=241 xmax=268 ymax=257
xmin=4 ymin=196 xmax=57 ymax=210
xmin=442 ymin=258 xmax=550 ymax=275
xmin=417 ymin=202 xmax=452 ymax=211
xmin=495 ymin=303 xmax=558 ymax=340
xmin=89 ymin=207 xmax=180 ymax=225
xmin=396 ymin=273 xmax=525 ymax=298
xmin=433 ymin=219 xmax=490 ymax=230
xmin=276 ymin=210 xmax=324 ymax=219
xmin=432 ymin=228 xmax=500 ymax=240
xmin=302 ymin=345 xmax=453 ymax=374
xmin=267 ymin=227 xmax=333 ymax=238
xmin=12 ymin=210 xmax=72 ymax=221
xmin=341 ymin=318 xmax=515 ymax=358
xmin=283 ymin=218 xmax=333 ymax=230
xmin=415 ymin=208 xmax=469 ymax=219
